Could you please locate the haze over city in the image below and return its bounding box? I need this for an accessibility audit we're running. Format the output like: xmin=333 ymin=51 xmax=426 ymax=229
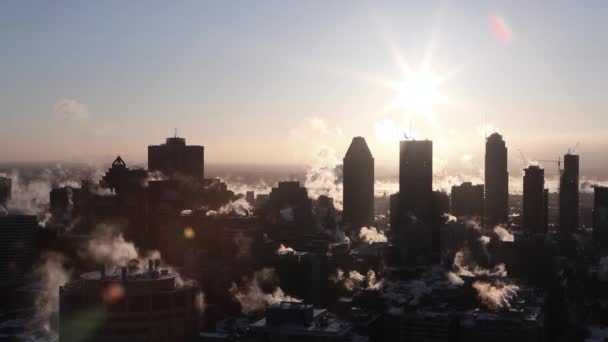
xmin=3 ymin=2 xmax=608 ymax=342
xmin=2 ymin=1 xmax=608 ymax=178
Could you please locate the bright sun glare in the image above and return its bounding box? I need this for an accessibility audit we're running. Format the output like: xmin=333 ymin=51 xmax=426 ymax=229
xmin=387 ymin=65 xmax=445 ymax=116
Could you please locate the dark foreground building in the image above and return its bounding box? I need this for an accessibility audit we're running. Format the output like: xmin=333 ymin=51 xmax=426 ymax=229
xmin=451 ymin=182 xmax=484 ymax=218
xmin=398 ymin=140 xmax=433 ymax=225
xmin=0 ymin=176 xmax=11 ymax=207
xmin=0 ymin=215 xmax=36 ymax=288
xmin=485 ymin=133 xmax=509 ymax=227
xmin=148 ymin=136 xmax=205 ymax=179
xmin=248 ymin=302 xmax=353 ymax=342
xmin=342 ymin=136 xmax=374 ymax=230
xmin=594 ymin=187 xmax=608 ymax=250
xmin=559 ymin=153 xmax=579 ymax=235
xmin=60 ymin=263 xmax=200 ymax=342
xmin=523 ymin=165 xmax=547 ymax=235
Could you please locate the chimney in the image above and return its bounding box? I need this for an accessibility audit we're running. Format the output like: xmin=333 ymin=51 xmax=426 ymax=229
xmin=121 ymin=267 xmax=127 ymax=282
xmin=148 ymin=259 xmax=154 ymax=273
xmin=154 ymin=259 xmax=160 ymax=270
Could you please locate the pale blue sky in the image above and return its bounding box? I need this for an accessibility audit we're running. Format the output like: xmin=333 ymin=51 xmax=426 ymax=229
xmin=1 ymin=1 xmax=608 ymax=177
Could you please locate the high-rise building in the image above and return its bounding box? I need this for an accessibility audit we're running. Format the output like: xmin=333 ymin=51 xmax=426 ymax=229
xmin=266 ymin=181 xmax=313 ymax=228
xmin=398 ymin=140 xmax=433 ymax=225
xmin=100 ymin=156 xmax=148 ymax=194
xmin=342 ymin=136 xmax=374 ymax=230
xmin=0 ymin=215 xmax=36 ymax=287
xmin=593 ymin=187 xmax=608 ymax=249
xmin=450 ymin=182 xmax=484 ymax=218
xmin=0 ymin=177 xmax=11 ymax=208
xmin=60 ymin=265 xmax=200 ymax=342
xmin=559 ymin=153 xmax=579 ymax=235
xmin=148 ymin=136 xmax=204 ymax=179
xmin=485 ymin=133 xmax=509 ymax=227
xmin=523 ymin=165 xmax=546 ymax=235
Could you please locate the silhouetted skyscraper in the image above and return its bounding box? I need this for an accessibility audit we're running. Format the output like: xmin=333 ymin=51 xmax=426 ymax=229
xmin=451 ymin=182 xmax=484 ymax=218
xmin=148 ymin=136 xmax=204 ymax=179
xmin=267 ymin=181 xmax=313 ymax=228
xmin=343 ymin=137 xmax=374 ymax=230
xmin=0 ymin=177 xmax=10 ymax=208
xmin=593 ymin=187 xmax=608 ymax=250
xmin=523 ymin=165 xmax=546 ymax=235
xmin=398 ymin=140 xmax=433 ymax=224
xmin=485 ymin=133 xmax=509 ymax=227
xmin=559 ymin=153 xmax=579 ymax=234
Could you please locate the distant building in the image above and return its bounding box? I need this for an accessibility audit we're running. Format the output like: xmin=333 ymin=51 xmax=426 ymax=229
xmin=100 ymin=156 xmax=148 ymax=194
xmin=275 ymin=252 xmax=321 ymax=306
xmin=523 ymin=165 xmax=546 ymax=235
xmin=0 ymin=177 xmax=11 ymax=207
xmin=266 ymin=181 xmax=313 ymax=229
xmin=451 ymin=182 xmax=484 ymax=218
xmin=342 ymin=137 xmax=374 ymax=230
xmin=0 ymin=215 xmax=36 ymax=288
xmin=559 ymin=153 xmax=579 ymax=234
xmin=398 ymin=140 xmax=433 ymax=225
xmin=246 ymin=191 xmax=255 ymax=205
xmin=60 ymin=265 xmax=200 ymax=342
xmin=593 ymin=187 xmax=608 ymax=249
xmin=148 ymin=136 xmax=204 ymax=179
xmin=485 ymin=133 xmax=509 ymax=227
xmin=249 ymin=302 xmax=354 ymax=342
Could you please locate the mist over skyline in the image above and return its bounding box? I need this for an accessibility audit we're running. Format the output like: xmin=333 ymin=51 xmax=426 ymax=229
xmin=3 ymin=1 xmax=608 ymax=174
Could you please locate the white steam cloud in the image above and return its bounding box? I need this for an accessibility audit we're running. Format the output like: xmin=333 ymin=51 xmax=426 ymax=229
xmin=229 ymin=268 xmax=301 ymax=315
xmin=359 ymin=227 xmax=387 ymax=244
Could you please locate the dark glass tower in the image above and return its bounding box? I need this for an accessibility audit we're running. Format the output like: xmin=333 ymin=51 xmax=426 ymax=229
xmin=559 ymin=153 xmax=579 ymax=235
xmin=523 ymin=165 xmax=546 ymax=235
xmin=398 ymin=140 xmax=433 ymax=225
xmin=485 ymin=133 xmax=509 ymax=227
xmin=342 ymin=137 xmax=374 ymax=230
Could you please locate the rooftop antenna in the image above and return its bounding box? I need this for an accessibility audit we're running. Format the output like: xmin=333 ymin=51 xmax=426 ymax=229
xmin=410 ymin=120 xmax=414 ymax=141
xmin=174 ymin=128 xmax=178 ymax=138
xmin=485 ymin=112 xmax=488 ymax=139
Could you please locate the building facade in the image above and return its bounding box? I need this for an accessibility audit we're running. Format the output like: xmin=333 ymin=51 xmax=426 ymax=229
xmin=523 ymin=165 xmax=546 ymax=235
xmin=559 ymin=153 xmax=579 ymax=235
xmin=148 ymin=136 xmax=204 ymax=179
xmin=342 ymin=137 xmax=374 ymax=230
xmin=485 ymin=133 xmax=509 ymax=227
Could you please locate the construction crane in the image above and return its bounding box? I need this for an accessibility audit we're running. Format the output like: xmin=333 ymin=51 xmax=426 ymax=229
xmin=568 ymin=142 xmax=580 ymax=155
xmin=537 ymin=157 xmax=562 ymax=174
xmin=518 ymin=149 xmax=528 ymax=167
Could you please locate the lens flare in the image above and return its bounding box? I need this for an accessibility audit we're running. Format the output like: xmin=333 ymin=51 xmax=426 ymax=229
xmin=102 ymin=283 xmax=125 ymax=304
xmin=489 ymin=16 xmax=512 ymax=44
xmin=184 ymin=226 xmax=196 ymax=239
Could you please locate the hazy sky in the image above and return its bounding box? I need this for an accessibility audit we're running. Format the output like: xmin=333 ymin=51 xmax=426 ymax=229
xmin=2 ymin=1 xmax=608 ymax=177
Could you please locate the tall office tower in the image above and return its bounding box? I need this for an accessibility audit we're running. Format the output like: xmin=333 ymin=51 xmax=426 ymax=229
xmin=342 ymin=137 xmax=374 ymax=230
xmin=0 ymin=215 xmax=36 ymax=287
xmin=485 ymin=133 xmax=509 ymax=227
xmin=523 ymin=165 xmax=546 ymax=235
xmin=398 ymin=140 xmax=433 ymax=225
xmin=450 ymin=182 xmax=485 ymax=218
xmin=559 ymin=153 xmax=579 ymax=235
xmin=267 ymin=181 xmax=314 ymax=228
xmin=148 ymin=136 xmax=204 ymax=179
xmin=593 ymin=187 xmax=608 ymax=250
xmin=60 ymin=266 xmax=200 ymax=342
xmin=0 ymin=177 xmax=11 ymax=207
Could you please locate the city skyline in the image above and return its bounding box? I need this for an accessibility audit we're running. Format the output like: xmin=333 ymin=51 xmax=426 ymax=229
xmin=2 ymin=1 xmax=608 ymax=177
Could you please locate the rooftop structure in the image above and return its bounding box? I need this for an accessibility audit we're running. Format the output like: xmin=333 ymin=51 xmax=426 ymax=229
xmin=60 ymin=261 xmax=200 ymax=342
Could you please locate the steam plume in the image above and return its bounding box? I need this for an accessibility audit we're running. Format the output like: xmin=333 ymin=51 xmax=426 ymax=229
xmin=359 ymin=227 xmax=387 ymax=244
xmin=229 ymin=268 xmax=301 ymax=315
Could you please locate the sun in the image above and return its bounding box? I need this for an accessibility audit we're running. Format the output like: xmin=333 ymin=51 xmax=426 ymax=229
xmin=386 ymin=65 xmax=445 ymax=116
